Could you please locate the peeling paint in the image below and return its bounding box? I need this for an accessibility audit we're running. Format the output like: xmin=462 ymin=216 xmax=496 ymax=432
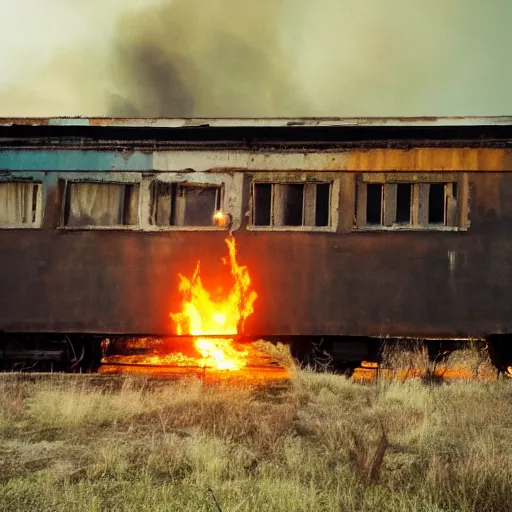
xmin=154 ymin=148 xmax=508 ymax=172
xmin=0 ymin=119 xmax=512 ymax=337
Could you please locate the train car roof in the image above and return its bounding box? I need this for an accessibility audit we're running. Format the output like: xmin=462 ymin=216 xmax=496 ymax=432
xmin=1 ymin=116 xmax=512 ymax=148
xmin=1 ymin=116 xmax=512 ymax=128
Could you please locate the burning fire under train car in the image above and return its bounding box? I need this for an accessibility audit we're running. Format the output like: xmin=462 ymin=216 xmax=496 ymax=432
xmin=0 ymin=116 xmax=512 ymax=374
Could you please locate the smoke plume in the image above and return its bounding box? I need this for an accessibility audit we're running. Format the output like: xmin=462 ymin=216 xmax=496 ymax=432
xmin=1 ymin=0 xmax=511 ymax=117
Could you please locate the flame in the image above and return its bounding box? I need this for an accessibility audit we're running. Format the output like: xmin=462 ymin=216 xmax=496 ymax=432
xmin=170 ymin=236 xmax=257 ymax=370
xmin=214 ymin=210 xmax=225 ymax=223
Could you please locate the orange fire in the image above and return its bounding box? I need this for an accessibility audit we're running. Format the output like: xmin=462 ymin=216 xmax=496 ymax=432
xmin=170 ymin=236 xmax=257 ymax=370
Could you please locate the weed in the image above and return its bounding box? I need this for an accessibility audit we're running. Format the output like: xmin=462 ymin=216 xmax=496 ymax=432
xmin=0 ymin=361 xmax=510 ymax=511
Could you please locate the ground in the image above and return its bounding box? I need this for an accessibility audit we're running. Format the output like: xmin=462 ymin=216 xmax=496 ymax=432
xmin=0 ymin=346 xmax=511 ymax=512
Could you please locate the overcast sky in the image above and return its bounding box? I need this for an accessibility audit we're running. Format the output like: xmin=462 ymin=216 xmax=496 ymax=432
xmin=1 ymin=0 xmax=511 ymax=117
xmin=0 ymin=0 xmax=165 ymax=86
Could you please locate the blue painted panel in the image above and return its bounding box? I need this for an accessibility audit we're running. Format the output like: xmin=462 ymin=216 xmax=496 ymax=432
xmin=48 ymin=118 xmax=90 ymax=126
xmin=0 ymin=150 xmax=152 ymax=171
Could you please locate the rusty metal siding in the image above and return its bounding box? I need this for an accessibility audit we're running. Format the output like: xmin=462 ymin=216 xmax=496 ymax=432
xmin=0 ymin=174 xmax=511 ymax=337
xmin=345 ymin=148 xmax=507 ymax=171
xmin=0 ymin=119 xmax=512 ymax=338
xmin=153 ymin=148 xmax=511 ymax=172
xmin=1 ymin=148 xmax=510 ymax=176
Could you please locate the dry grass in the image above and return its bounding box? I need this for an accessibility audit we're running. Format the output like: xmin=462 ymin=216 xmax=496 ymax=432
xmin=379 ymin=340 xmax=497 ymax=382
xmin=0 ymin=349 xmax=511 ymax=511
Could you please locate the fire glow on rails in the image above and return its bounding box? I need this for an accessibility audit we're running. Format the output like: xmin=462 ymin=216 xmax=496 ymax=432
xmin=168 ymin=236 xmax=257 ymax=370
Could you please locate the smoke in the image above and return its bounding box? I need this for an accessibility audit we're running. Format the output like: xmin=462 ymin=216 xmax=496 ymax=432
xmin=107 ymin=0 xmax=307 ymax=117
xmin=1 ymin=0 xmax=511 ymax=117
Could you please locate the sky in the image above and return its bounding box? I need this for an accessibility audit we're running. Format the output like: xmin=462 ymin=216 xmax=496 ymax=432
xmin=0 ymin=0 xmax=511 ymax=118
xmin=0 ymin=1 xmax=167 ymax=85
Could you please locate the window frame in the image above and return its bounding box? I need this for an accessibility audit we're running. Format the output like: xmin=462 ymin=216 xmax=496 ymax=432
xmin=0 ymin=178 xmax=44 ymax=229
xmin=354 ymin=172 xmax=469 ymax=232
xmin=248 ymin=174 xmax=339 ymax=232
xmin=58 ymin=172 xmax=242 ymax=232
xmin=149 ymin=181 xmax=224 ymax=229
xmin=144 ymin=172 xmax=241 ymax=232
xmin=60 ymin=178 xmax=142 ymax=230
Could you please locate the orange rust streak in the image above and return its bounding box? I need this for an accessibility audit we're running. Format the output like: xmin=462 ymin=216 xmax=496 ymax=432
xmin=346 ymin=148 xmax=505 ymax=171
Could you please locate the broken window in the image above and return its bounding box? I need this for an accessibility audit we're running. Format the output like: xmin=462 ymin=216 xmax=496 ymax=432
xmin=253 ymin=183 xmax=272 ymax=226
xmin=151 ymin=182 xmax=222 ymax=227
xmin=315 ymin=183 xmax=330 ymax=227
xmin=396 ymin=183 xmax=412 ymax=224
xmin=252 ymin=182 xmax=331 ymax=228
xmin=357 ymin=179 xmax=463 ymax=229
xmin=428 ymin=183 xmax=446 ymax=224
xmin=0 ymin=182 xmax=42 ymax=227
xmin=63 ymin=182 xmax=139 ymax=227
xmin=366 ymin=184 xmax=383 ymax=225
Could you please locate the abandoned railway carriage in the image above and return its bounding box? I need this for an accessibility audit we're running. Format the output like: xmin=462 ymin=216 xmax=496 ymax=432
xmin=1 ymin=117 xmax=512 ymax=372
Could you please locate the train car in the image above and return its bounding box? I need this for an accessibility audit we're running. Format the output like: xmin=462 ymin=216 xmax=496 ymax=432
xmin=0 ymin=117 xmax=511 ymax=372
